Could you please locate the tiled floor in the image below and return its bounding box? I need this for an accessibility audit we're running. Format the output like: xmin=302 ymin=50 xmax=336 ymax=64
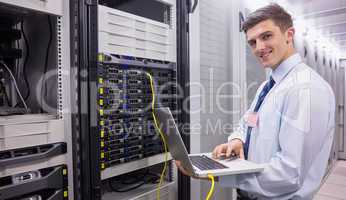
xmin=314 ymin=161 xmax=346 ymax=200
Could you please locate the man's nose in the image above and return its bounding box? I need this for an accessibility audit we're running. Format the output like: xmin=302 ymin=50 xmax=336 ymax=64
xmin=255 ymin=40 xmax=266 ymax=52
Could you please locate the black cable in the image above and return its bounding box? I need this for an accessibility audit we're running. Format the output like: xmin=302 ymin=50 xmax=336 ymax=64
xmin=109 ymin=178 xmax=145 ymax=193
xmin=121 ymin=176 xmax=142 ymax=185
xmin=108 ymin=169 xmax=160 ymax=193
xmin=3 ymin=85 xmax=12 ymax=107
xmin=121 ymin=169 xmax=149 ymax=185
xmin=0 ymin=60 xmax=29 ymax=111
xmin=0 ymin=81 xmax=11 ymax=107
xmin=20 ymin=19 xmax=30 ymax=101
xmin=142 ymin=172 xmax=160 ymax=184
xmin=121 ymin=176 xmax=138 ymax=185
xmin=41 ymin=16 xmax=52 ymax=112
xmin=16 ymin=23 xmax=20 ymax=77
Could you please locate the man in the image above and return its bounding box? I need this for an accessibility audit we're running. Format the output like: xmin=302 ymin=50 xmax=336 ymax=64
xmin=176 ymin=3 xmax=335 ymax=200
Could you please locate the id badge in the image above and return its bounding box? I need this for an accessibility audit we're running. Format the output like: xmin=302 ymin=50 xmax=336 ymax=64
xmin=246 ymin=112 xmax=259 ymax=128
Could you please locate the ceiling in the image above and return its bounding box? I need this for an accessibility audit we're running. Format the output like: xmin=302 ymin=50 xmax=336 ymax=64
xmin=285 ymin=0 xmax=346 ymax=54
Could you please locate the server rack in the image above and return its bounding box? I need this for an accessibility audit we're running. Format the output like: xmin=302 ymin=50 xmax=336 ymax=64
xmin=0 ymin=1 xmax=74 ymax=200
xmin=177 ymin=0 xmax=191 ymax=199
xmin=71 ymin=0 xmax=192 ymax=199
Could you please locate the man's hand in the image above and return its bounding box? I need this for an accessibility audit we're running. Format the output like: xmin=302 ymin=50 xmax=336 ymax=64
xmin=175 ymin=139 xmax=245 ymax=180
xmin=175 ymin=160 xmax=216 ymax=181
xmin=212 ymin=139 xmax=245 ymax=159
xmin=175 ymin=160 xmax=196 ymax=177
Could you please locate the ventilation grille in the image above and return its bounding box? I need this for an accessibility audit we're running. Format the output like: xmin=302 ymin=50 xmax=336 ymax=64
xmin=57 ymin=17 xmax=63 ymax=119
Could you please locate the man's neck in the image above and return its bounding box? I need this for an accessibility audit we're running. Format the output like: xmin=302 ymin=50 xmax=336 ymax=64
xmin=271 ymin=49 xmax=296 ymax=71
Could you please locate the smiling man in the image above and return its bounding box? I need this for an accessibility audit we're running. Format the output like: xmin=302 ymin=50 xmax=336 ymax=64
xmin=176 ymin=3 xmax=336 ymax=200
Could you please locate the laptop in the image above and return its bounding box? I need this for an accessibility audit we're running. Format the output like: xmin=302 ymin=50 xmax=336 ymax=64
xmin=154 ymin=107 xmax=265 ymax=178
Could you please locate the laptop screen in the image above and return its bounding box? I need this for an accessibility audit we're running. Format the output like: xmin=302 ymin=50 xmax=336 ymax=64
xmin=154 ymin=107 xmax=195 ymax=174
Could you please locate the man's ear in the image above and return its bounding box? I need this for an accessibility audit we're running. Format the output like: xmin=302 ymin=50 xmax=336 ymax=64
xmin=286 ymin=27 xmax=295 ymax=44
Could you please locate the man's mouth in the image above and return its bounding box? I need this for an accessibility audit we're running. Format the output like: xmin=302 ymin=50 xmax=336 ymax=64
xmin=259 ymin=50 xmax=273 ymax=59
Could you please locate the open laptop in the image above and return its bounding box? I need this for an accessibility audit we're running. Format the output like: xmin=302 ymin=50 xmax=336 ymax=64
xmin=154 ymin=107 xmax=264 ymax=178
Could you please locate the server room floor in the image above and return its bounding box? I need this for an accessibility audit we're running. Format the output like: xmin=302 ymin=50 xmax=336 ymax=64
xmin=314 ymin=161 xmax=346 ymax=200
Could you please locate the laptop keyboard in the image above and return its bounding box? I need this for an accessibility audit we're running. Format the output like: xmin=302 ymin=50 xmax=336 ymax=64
xmin=189 ymin=155 xmax=228 ymax=170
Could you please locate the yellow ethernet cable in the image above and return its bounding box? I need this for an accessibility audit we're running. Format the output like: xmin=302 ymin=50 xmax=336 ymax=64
xmin=206 ymin=174 xmax=215 ymax=200
xmin=145 ymin=72 xmax=169 ymax=200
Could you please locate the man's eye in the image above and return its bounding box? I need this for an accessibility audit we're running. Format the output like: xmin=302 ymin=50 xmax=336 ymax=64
xmin=263 ymin=34 xmax=272 ymax=40
xmin=248 ymin=41 xmax=256 ymax=48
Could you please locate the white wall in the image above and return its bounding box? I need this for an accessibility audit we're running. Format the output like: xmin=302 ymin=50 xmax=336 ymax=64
xmin=189 ymin=0 xmax=247 ymax=199
xmin=189 ymin=1 xmax=202 ymax=199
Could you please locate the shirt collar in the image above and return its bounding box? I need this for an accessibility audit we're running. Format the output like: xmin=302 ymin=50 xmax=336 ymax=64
xmin=270 ymin=53 xmax=302 ymax=83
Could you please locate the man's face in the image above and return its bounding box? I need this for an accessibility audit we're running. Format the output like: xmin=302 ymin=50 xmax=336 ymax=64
xmin=246 ymin=19 xmax=294 ymax=69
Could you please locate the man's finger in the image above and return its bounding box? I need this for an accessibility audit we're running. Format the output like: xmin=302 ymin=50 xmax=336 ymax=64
xmin=226 ymin=143 xmax=233 ymax=157
xmin=215 ymin=146 xmax=222 ymax=158
xmin=212 ymin=146 xmax=218 ymax=158
xmin=175 ymin=160 xmax=192 ymax=177
xmin=216 ymin=144 xmax=226 ymax=157
xmin=239 ymin=147 xmax=245 ymax=160
xmin=175 ymin=160 xmax=205 ymax=180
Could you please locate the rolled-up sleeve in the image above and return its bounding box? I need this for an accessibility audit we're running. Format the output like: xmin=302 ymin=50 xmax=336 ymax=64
xmin=220 ymin=84 xmax=335 ymax=198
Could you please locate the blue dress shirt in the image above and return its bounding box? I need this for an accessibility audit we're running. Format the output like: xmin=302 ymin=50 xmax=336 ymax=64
xmin=220 ymin=53 xmax=336 ymax=200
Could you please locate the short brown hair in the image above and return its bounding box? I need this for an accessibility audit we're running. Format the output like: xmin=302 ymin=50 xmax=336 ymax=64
xmin=242 ymin=3 xmax=293 ymax=33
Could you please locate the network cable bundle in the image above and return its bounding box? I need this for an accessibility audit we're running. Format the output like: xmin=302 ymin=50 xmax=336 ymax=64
xmin=0 ymin=14 xmax=28 ymax=115
xmin=98 ymin=53 xmax=177 ymax=170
